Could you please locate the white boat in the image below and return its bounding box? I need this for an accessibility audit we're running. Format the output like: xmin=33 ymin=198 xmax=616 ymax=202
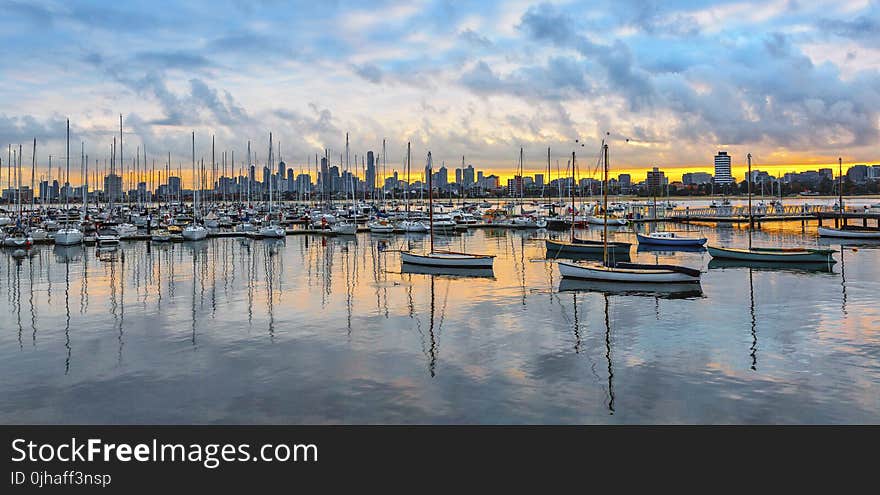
xmin=54 ymin=227 xmax=84 ymax=246
xmin=637 ymin=232 xmax=707 ymax=247
xmin=401 ymin=151 xmax=493 ymax=271
xmin=510 ymin=216 xmax=538 ymax=228
xmin=331 ymin=222 xmax=358 ymax=235
xmin=368 ymin=220 xmax=395 ymax=233
xmin=30 ymin=228 xmax=49 ymax=241
xmin=2 ymin=232 xmax=33 ymax=248
xmin=401 ymin=251 xmax=495 ymax=268
xmin=182 ymin=224 xmax=208 ymax=241
xmin=258 ymin=224 xmax=286 ymax=238
xmin=234 ymin=222 xmax=256 ymax=233
xmin=558 ymin=260 xmax=701 ymax=283
xmin=556 ymin=140 xmax=700 ymax=284
xmin=96 ymin=228 xmax=120 ymax=245
xmin=151 ymin=229 xmax=172 ymax=242
xmin=587 ymin=215 xmax=627 ymax=226
xmin=0 ymin=216 xmax=12 ymax=227
xmin=114 ymin=223 xmax=138 ymax=238
xmin=818 ymin=226 xmax=880 ymax=239
xmin=400 ymin=220 xmax=428 ymax=232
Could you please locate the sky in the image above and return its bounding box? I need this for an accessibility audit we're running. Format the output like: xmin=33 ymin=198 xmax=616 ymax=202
xmin=0 ymin=0 xmax=879 ymax=185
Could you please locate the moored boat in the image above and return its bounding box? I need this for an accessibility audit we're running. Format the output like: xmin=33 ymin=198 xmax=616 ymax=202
xmin=707 ymin=245 xmax=835 ymax=263
xmin=558 ymin=260 xmax=701 ymax=283
xmin=637 ymin=231 xmax=707 ymax=247
xmin=817 ymin=226 xmax=880 ymax=239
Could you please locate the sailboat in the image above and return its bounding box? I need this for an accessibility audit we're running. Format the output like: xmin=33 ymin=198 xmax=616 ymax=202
xmin=399 ymin=142 xmax=428 ymax=233
xmin=331 ymin=133 xmax=358 ymax=235
xmin=557 ymin=139 xmax=701 ymax=283
xmin=182 ymin=131 xmax=208 ymax=241
xmin=55 ymin=120 xmax=84 ymax=246
xmin=818 ymin=157 xmax=880 ymax=239
xmin=708 ymin=153 xmax=835 ymax=262
xmin=400 ymin=152 xmax=494 ymax=268
xmin=545 ymin=150 xmax=631 ymax=257
xmin=258 ymin=133 xmax=286 ymax=238
xmin=3 ymin=145 xmax=33 ymax=248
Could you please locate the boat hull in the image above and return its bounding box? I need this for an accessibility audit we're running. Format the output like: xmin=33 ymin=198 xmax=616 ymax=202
xmin=258 ymin=227 xmax=286 ymax=238
xmin=558 ymin=261 xmax=700 ymax=283
xmin=182 ymin=227 xmax=208 ymax=241
xmin=54 ymin=229 xmax=84 ymax=246
xmin=817 ymin=226 xmax=880 ymax=239
xmin=707 ymin=245 xmax=835 ymax=263
xmin=636 ymin=233 xmax=706 ymax=246
xmin=331 ymin=224 xmax=358 ymax=235
xmin=400 ymin=251 xmax=494 ymax=268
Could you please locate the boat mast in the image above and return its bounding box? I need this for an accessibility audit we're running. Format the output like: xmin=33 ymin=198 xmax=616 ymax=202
xmin=65 ymin=119 xmax=70 ymax=228
xmin=603 ymin=141 xmax=609 ymax=267
xmin=406 ymin=142 xmax=411 ymax=216
xmin=747 ymin=153 xmax=752 ymax=250
xmin=838 ymin=156 xmax=843 ymax=223
xmin=192 ymin=131 xmax=197 ymax=222
xmin=569 ymin=153 xmax=575 ymax=242
xmin=427 ymin=151 xmax=434 ymax=253
xmin=30 ymin=138 xmax=36 ymax=225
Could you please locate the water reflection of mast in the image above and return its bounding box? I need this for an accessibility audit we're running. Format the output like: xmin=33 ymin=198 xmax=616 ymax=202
xmin=29 ymin=250 xmax=37 ymax=346
xmin=64 ymin=255 xmax=72 ymax=373
xmin=15 ymin=257 xmax=23 ymax=350
xmin=839 ymin=245 xmax=847 ymax=316
xmin=344 ymin=240 xmax=354 ymax=335
xmin=81 ymin=245 xmax=89 ymax=313
xmin=748 ymin=268 xmax=757 ymax=371
xmin=191 ymin=244 xmax=198 ymax=346
xmin=603 ymin=294 xmax=615 ymax=415
xmin=427 ymin=276 xmax=437 ymax=377
xmin=118 ymin=250 xmax=126 ymax=364
xmin=264 ymin=242 xmax=276 ymax=341
xmin=572 ymin=293 xmax=582 ymax=354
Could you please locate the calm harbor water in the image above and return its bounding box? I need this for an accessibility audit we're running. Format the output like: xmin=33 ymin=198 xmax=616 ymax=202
xmin=1 ymin=222 xmax=878 ymax=424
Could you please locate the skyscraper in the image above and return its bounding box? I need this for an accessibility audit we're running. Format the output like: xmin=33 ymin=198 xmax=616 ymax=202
xmin=646 ymin=167 xmax=666 ymax=190
xmin=714 ymin=151 xmax=734 ymax=184
xmin=366 ymin=151 xmax=376 ymax=196
xmin=463 ymin=165 xmax=475 ymax=186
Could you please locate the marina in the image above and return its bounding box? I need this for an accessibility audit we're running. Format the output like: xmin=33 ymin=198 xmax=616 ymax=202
xmin=1 ymin=218 xmax=878 ymax=423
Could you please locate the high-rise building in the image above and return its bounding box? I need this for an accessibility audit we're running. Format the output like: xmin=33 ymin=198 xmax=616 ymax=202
xmin=682 ymin=172 xmax=712 ymax=185
xmin=104 ymin=174 xmax=123 ymax=202
xmin=168 ymin=176 xmax=181 ymax=197
xmin=646 ymin=167 xmax=666 ymax=190
xmin=463 ymin=165 xmax=475 ymax=186
xmin=714 ymin=151 xmax=734 ymax=184
xmin=455 ymin=168 xmax=462 ymax=185
xmin=534 ymin=174 xmax=544 ymax=188
xmin=433 ymin=165 xmax=448 ymax=188
xmin=366 ymin=151 xmax=376 ymax=194
xmin=847 ymin=164 xmax=869 ymax=183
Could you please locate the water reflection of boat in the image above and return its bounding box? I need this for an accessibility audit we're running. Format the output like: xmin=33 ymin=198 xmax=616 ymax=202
xmin=708 ymin=258 xmax=834 ymax=273
xmin=817 ymin=237 xmax=880 ymax=249
xmin=53 ymin=244 xmax=83 ymax=262
xmin=558 ymin=279 xmax=703 ymax=299
xmin=401 ymin=262 xmax=494 ymax=278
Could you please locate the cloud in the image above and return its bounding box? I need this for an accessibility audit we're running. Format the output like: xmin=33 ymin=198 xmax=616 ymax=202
xmin=353 ymin=63 xmax=383 ymax=83
xmin=458 ymin=28 xmax=493 ymax=47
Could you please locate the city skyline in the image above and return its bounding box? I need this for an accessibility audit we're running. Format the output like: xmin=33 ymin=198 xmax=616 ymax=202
xmin=1 ymin=0 xmax=878 ymax=182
